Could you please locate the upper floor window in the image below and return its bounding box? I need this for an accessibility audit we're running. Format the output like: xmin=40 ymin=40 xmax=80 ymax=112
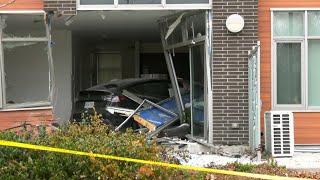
xmin=272 ymin=10 xmax=320 ymax=110
xmin=78 ymin=0 xmax=211 ymax=10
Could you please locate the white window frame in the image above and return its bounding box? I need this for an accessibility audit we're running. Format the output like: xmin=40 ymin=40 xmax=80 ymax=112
xmin=0 ymin=11 xmax=53 ymax=109
xmin=272 ymin=39 xmax=305 ymax=110
xmin=77 ymin=0 xmax=212 ymax=10
xmin=271 ymin=9 xmax=320 ymax=111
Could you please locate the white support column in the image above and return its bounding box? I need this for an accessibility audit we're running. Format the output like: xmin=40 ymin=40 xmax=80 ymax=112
xmin=161 ymin=0 xmax=166 ymax=7
xmin=114 ymin=0 xmax=119 ymax=7
xmin=205 ymin=10 xmax=213 ymax=144
xmin=45 ymin=13 xmax=55 ymax=104
xmin=0 ymin=16 xmax=5 ymax=108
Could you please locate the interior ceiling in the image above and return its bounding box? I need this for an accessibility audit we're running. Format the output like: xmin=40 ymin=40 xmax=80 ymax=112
xmin=54 ymin=10 xmax=182 ymax=41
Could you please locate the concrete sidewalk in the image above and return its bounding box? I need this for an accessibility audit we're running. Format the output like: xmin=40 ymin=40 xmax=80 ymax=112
xmin=275 ymin=152 xmax=320 ymax=171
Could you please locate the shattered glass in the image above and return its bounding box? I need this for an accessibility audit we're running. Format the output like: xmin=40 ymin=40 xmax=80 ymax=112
xmin=3 ymin=14 xmax=46 ymax=38
xmin=186 ymin=13 xmax=206 ymax=40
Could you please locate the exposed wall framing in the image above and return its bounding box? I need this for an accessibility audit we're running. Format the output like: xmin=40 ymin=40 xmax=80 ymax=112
xmin=159 ymin=10 xmax=212 ymax=142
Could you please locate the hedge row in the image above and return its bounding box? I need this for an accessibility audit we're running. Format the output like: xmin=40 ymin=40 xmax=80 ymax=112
xmin=0 ymin=114 xmax=205 ymax=179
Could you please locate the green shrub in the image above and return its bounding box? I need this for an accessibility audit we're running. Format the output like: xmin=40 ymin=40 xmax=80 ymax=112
xmin=0 ymin=114 xmax=205 ymax=179
xmin=234 ymin=163 xmax=255 ymax=173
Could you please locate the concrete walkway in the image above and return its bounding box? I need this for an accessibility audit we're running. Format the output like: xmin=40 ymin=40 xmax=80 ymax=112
xmin=275 ymin=152 xmax=320 ymax=171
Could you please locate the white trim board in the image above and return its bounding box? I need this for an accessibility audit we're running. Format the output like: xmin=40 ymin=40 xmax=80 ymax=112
xmin=271 ymin=8 xmax=320 ymax=11
xmin=77 ymin=3 xmax=212 ymax=10
xmin=0 ymin=10 xmax=45 ymax=14
xmin=0 ymin=106 xmax=53 ymax=112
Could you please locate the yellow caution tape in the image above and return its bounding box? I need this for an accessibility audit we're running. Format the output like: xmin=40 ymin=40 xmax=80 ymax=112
xmin=0 ymin=140 xmax=305 ymax=180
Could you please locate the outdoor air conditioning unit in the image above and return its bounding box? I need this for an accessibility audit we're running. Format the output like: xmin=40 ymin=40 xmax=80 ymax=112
xmin=264 ymin=111 xmax=294 ymax=157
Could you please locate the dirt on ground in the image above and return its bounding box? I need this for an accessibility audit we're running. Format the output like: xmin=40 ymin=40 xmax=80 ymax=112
xmin=205 ymin=163 xmax=320 ymax=179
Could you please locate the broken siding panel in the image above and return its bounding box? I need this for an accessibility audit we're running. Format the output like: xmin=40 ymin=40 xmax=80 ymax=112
xmin=259 ymin=0 xmax=320 ymax=145
xmin=0 ymin=108 xmax=53 ymax=131
xmin=0 ymin=0 xmax=43 ymax=10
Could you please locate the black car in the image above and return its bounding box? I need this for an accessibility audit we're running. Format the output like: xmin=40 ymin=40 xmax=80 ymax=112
xmin=72 ymin=78 xmax=186 ymax=128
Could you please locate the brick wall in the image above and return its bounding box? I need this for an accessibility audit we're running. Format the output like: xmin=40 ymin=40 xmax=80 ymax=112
xmin=44 ymin=0 xmax=76 ymax=15
xmin=212 ymin=0 xmax=258 ymax=145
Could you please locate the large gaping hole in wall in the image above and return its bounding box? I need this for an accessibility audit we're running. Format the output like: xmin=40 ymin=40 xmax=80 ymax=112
xmin=53 ymin=10 xmax=210 ymax=141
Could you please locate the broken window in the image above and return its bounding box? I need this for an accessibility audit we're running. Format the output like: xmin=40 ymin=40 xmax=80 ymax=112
xmin=0 ymin=14 xmax=52 ymax=108
xmin=190 ymin=44 xmax=205 ymax=138
xmin=186 ymin=13 xmax=206 ymax=40
xmin=4 ymin=42 xmax=50 ymax=105
xmin=161 ymin=12 xmax=206 ymax=47
xmin=159 ymin=11 xmax=210 ymax=141
xmin=3 ymin=14 xmax=46 ymax=38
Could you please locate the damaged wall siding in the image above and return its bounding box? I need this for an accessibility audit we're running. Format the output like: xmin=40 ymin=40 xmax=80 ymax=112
xmin=44 ymin=0 xmax=76 ymax=15
xmin=212 ymin=0 xmax=258 ymax=145
xmin=52 ymin=30 xmax=72 ymax=123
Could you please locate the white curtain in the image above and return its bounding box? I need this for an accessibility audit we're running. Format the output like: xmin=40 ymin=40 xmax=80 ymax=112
xmin=274 ymin=12 xmax=304 ymax=37
xmin=277 ymin=43 xmax=301 ymax=104
xmin=308 ymin=40 xmax=320 ymax=106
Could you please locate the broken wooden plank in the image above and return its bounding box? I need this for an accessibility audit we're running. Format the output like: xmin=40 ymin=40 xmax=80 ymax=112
xmin=133 ymin=115 xmax=156 ymax=132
